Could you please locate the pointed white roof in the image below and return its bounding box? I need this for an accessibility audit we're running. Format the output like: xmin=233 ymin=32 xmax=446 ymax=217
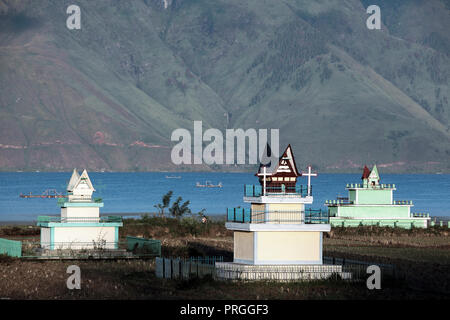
xmin=368 ymin=165 xmax=380 ymax=186
xmin=67 ymin=169 xmax=80 ymax=192
xmin=76 ymin=169 xmax=95 ymax=192
xmin=369 ymin=165 xmax=380 ymax=180
xmin=67 ymin=169 xmax=95 ymax=193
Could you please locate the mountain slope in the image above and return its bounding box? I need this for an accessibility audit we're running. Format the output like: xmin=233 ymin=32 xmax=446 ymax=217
xmin=0 ymin=0 xmax=449 ymax=172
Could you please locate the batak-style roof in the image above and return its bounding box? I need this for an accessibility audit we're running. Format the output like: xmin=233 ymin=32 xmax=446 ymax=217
xmin=368 ymin=165 xmax=380 ymax=181
xmin=67 ymin=168 xmax=80 ymax=191
xmin=361 ymin=165 xmax=371 ymax=179
xmin=67 ymin=169 xmax=95 ymax=192
xmin=256 ymin=144 xmax=300 ymax=177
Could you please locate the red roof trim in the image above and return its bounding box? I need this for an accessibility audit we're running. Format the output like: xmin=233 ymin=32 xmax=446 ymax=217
xmin=361 ymin=165 xmax=371 ymax=179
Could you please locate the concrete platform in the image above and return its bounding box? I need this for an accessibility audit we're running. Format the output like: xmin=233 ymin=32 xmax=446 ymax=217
xmin=215 ymin=262 xmax=352 ymax=281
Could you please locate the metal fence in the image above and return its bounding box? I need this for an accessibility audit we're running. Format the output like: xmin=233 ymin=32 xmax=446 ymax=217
xmin=155 ymin=255 xmax=395 ymax=282
xmin=327 ymin=199 xmax=414 ymax=206
xmin=156 ymin=256 xmax=224 ymax=279
xmin=216 ymin=258 xmax=395 ymax=282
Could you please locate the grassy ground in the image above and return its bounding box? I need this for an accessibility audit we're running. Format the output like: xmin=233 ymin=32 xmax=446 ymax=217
xmin=0 ymin=218 xmax=449 ymax=299
xmin=0 ymin=258 xmax=416 ymax=300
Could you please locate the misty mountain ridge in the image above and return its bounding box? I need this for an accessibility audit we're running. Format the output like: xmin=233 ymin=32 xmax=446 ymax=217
xmin=0 ymin=0 xmax=449 ymax=172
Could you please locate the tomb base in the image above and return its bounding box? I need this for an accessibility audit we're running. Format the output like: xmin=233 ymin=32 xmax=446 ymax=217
xmin=215 ymin=262 xmax=352 ymax=281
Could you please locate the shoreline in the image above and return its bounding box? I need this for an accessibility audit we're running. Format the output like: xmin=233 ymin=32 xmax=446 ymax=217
xmin=0 ymin=215 xmax=447 ymax=226
xmin=0 ymin=212 xmax=228 ymax=226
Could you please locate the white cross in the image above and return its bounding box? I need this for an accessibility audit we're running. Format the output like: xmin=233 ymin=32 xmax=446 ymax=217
xmin=262 ymin=166 xmax=267 ymax=196
xmin=302 ymin=165 xmax=317 ymax=196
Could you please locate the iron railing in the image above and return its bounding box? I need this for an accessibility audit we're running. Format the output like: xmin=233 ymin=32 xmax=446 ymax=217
xmin=227 ymin=208 xmax=329 ymax=224
xmin=304 ymin=209 xmax=330 ymax=224
xmin=346 ymin=183 xmax=395 ymax=189
xmin=326 ymin=199 xmax=413 ymax=206
xmin=325 ymin=199 xmax=354 ymax=205
xmin=394 ymin=200 xmax=413 ymax=205
xmin=244 ymin=184 xmax=310 ymax=197
xmin=412 ymin=212 xmax=430 ymax=218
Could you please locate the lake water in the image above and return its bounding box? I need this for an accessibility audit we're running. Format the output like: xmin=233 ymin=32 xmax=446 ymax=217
xmin=0 ymin=172 xmax=449 ymax=222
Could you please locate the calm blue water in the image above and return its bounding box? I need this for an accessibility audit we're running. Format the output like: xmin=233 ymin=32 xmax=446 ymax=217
xmin=0 ymin=172 xmax=449 ymax=221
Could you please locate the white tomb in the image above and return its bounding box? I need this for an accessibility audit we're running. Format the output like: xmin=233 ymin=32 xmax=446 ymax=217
xmin=37 ymin=169 xmax=122 ymax=250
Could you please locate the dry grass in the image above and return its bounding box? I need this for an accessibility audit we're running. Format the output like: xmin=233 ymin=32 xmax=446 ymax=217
xmin=0 ymin=225 xmax=39 ymax=237
xmin=0 ymin=254 xmax=437 ymax=300
xmin=121 ymin=217 xmax=233 ymax=240
xmin=325 ymin=226 xmax=449 ymax=249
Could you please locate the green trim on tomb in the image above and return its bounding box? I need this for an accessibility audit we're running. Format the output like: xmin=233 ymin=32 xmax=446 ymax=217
xmin=50 ymin=227 xmax=54 ymax=250
xmin=330 ymin=218 xmax=428 ymax=229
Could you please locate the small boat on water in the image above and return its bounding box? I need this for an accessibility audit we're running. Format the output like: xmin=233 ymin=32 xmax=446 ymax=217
xmin=165 ymin=175 xmax=181 ymax=179
xmin=196 ymin=181 xmax=223 ymax=188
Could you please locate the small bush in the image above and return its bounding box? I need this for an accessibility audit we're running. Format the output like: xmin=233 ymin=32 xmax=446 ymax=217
xmin=180 ymin=217 xmax=202 ymax=236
